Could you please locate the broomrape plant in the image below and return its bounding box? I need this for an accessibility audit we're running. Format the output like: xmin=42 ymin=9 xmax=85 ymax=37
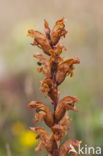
xmin=27 ymin=18 xmax=81 ymax=156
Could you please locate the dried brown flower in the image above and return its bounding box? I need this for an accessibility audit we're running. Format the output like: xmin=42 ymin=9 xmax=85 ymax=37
xmin=59 ymin=139 xmax=82 ymax=156
xmin=55 ymin=96 xmax=79 ymax=122
xmin=28 ymin=101 xmax=54 ymax=127
xmin=28 ymin=30 xmax=52 ymax=55
xmin=27 ymin=18 xmax=81 ymax=156
xmin=51 ymin=17 xmax=67 ymax=45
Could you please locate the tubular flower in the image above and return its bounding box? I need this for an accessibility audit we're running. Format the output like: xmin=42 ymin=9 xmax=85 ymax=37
xmin=27 ymin=18 xmax=81 ymax=156
xmin=55 ymin=96 xmax=79 ymax=122
xmin=30 ymin=127 xmax=57 ymax=153
xmin=56 ymin=58 xmax=80 ymax=85
xmin=51 ymin=17 xmax=67 ymax=45
xmin=28 ymin=101 xmax=54 ymax=127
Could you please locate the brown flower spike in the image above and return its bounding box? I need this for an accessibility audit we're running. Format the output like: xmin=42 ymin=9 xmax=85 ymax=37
xmin=28 ymin=18 xmax=81 ymax=156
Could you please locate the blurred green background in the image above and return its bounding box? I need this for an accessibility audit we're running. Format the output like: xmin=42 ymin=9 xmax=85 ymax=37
xmin=0 ymin=0 xmax=103 ymax=156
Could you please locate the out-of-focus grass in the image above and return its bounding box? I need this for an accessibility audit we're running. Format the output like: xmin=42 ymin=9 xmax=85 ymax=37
xmin=0 ymin=0 xmax=103 ymax=155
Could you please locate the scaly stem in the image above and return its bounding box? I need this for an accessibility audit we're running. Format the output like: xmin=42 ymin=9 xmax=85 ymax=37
xmin=51 ymin=64 xmax=59 ymax=156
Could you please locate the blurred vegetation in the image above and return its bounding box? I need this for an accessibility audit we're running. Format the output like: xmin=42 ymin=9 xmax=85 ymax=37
xmin=0 ymin=0 xmax=103 ymax=156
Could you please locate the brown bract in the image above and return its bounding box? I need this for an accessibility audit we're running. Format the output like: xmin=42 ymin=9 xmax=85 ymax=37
xmin=44 ymin=19 xmax=51 ymax=40
xmin=27 ymin=18 xmax=81 ymax=156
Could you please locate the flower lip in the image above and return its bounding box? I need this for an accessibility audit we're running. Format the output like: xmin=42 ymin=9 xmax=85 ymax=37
xmin=64 ymin=96 xmax=79 ymax=111
xmin=28 ymin=101 xmax=44 ymax=108
xmin=74 ymin=57 xmax=80 ymax=64
xmin=71 ymin=96 xmax=79 ymax=103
